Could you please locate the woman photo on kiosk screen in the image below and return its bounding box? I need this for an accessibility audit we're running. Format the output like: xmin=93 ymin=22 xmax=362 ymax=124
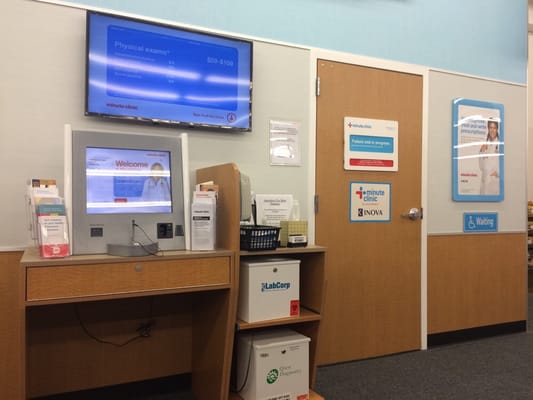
xmin=142 ymin=162 xmax=171 ymax=202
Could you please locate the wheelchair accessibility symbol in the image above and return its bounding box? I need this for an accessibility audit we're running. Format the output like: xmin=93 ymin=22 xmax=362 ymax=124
xmin=463 ymin=212 xmax=498 ymax=233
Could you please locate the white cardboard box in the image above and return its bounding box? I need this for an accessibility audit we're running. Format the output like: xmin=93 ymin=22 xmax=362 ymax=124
xmin=236 ymin=329 xmax=310 ymax=400
xmin=238 ymin=258 xmax=300 ymax=323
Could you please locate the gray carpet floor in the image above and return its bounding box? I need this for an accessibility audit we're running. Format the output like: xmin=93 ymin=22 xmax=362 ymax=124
xmin=315 ymin=327 xmax=532 ymax=399
xmin=315 ymin=293 xmax=533 ymax=400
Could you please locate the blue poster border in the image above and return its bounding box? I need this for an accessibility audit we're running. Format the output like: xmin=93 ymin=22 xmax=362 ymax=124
xmin=452 ymin=98 xmax=504 ymax=202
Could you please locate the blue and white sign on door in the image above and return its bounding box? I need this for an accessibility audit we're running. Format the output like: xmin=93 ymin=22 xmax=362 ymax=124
xmin=463 ymin=212 xmax=498 ymax=233
xmin=344 ymin=117 xmax=398 ymax=171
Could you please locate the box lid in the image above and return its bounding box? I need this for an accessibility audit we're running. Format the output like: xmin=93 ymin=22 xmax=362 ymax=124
xmin=243 ymin=329 xmax=310 ymax=349
xmin=240 ymin=257 xmax=300 ymax=267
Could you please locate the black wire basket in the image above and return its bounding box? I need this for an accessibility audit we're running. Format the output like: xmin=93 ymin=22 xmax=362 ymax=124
xmin=239 ymin=225 xmax=281 ymax=250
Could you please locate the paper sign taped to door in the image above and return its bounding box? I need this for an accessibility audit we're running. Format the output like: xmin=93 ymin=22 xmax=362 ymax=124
xmin=344 ymin=117 xmax=398 ymax=171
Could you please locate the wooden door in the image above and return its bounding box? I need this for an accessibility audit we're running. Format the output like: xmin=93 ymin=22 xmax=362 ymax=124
xmin=315 ymin=60 xmax=423 ymax=364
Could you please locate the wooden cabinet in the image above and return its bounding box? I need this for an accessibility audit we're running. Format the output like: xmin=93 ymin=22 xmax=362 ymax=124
xmin=527 ymin=206 xmax=533 ymax=268
xmin=26 ymin=255 xmax=231 ymax=302
xmin=197 ymin=163 xmax=326 ymax=400
xmin=234 ymin=247 xmax=326 ymax=400
xmin=19 ymin=248 xmax=236 ymax=400
xmin=527 ymin=201 xmax=533 ymax=292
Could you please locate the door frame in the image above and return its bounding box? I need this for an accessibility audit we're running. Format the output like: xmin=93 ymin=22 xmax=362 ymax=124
xmin=306 ymin=48 xmax=430 ymax=349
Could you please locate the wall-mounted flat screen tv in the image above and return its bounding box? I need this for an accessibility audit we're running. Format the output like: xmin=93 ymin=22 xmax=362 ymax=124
xmin=86 ymin=11 xmax=253 ymax=131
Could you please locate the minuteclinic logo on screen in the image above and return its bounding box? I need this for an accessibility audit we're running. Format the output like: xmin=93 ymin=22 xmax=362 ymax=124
xmin=350 ymin=182 xmax=391 ymax=223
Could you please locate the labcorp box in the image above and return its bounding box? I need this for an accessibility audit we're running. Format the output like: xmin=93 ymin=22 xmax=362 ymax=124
xmin=236 ymin=329 xmax=310 ymax=400
xmin=238 ymin=258 xmax=300 ymax=323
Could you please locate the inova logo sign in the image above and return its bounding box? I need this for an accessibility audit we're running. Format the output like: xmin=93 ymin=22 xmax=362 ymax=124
xmin=350 ymin=181 xmax=391 ymax=223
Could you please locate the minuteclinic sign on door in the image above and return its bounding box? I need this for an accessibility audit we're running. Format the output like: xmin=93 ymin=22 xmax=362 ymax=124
xmin=344 ymin=116 xmax=398 ymax=171
xmin=350 ymin=182 xmax=391 ymax=223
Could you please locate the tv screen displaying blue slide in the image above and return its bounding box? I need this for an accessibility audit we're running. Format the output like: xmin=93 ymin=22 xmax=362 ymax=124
xmin=86 ymin=11 xmax=253 ymax=131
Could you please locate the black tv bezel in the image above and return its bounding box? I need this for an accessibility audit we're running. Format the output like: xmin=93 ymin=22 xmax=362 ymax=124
xmin=84 ymin=11 xmax=253 ymax=132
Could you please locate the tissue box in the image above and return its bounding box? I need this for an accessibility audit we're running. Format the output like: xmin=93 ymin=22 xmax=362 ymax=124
xmin=280 ymin=220 xmax=308 ymax=247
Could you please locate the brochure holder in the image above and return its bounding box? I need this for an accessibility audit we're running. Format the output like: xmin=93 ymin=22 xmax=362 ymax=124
xmin=26 ymin=179 xmax=70 ymax=258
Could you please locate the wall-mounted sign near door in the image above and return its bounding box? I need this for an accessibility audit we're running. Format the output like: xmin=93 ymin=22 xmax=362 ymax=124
xmin=463 ymin=212 xmax=498 ymax=233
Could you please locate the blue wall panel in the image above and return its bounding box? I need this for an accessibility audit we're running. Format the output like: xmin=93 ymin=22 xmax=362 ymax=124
xmin=48 ymin=0 xmax=529 ymax=83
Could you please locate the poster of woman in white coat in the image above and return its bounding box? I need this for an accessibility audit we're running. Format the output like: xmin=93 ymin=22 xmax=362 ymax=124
xmin=452 ymin=98 xmax=504 ymax=202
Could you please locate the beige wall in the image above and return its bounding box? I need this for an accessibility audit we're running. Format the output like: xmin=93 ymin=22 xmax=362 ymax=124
xmin=0 ymin=1 xmax=312 ymax=250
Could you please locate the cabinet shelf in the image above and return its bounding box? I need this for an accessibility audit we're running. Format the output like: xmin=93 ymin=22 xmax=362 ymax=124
xmin=230 ymin=388 xmax=324 ymax=400
xmin=236 ymin=306 xmax=321 ymax=331
xmin=240 ymin=245 xmax=326 ymax=257
xmin=197 ymin=163 xmax=327 ymax=400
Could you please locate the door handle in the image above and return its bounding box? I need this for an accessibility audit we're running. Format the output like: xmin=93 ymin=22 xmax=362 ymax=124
xmin=401 ymin=207 xmax=421 ymax=221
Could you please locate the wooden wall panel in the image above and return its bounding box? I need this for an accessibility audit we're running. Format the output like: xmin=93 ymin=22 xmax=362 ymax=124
xmin=0 ymin=251 xmax=24 ymax=399
xmin=428 ymin=233 xmax=527 ymax=334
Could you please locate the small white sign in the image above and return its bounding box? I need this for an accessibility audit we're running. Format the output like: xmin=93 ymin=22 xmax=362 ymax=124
xmin=344 ymin=116 xmax=398 ymax=171
xmin=269 ymin=120 xmax=301 ymax=166
xmin=350 ymin=182 xmax=391 ymax=222
xmin=254 ymin=194 xmax=293 ymax=226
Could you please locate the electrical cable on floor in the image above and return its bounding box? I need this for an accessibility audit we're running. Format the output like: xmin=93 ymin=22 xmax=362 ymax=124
xmin=232 ymin=332 xmax=255 ymax=393
xmin=74 ymin=297 xmax=155 ymax=347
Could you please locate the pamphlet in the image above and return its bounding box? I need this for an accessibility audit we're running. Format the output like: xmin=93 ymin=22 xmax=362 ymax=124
xmin=38 ymin=215 xmax=70 ymax=258
xmin=36 ymin=203 xmax=69 ymax=258
xmin=191 ymin=190 xmax=217 ymax=251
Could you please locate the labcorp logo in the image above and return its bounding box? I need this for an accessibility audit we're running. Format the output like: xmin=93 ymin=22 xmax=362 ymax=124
xmin=261 ymin=281 xmax=291 ymax=292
